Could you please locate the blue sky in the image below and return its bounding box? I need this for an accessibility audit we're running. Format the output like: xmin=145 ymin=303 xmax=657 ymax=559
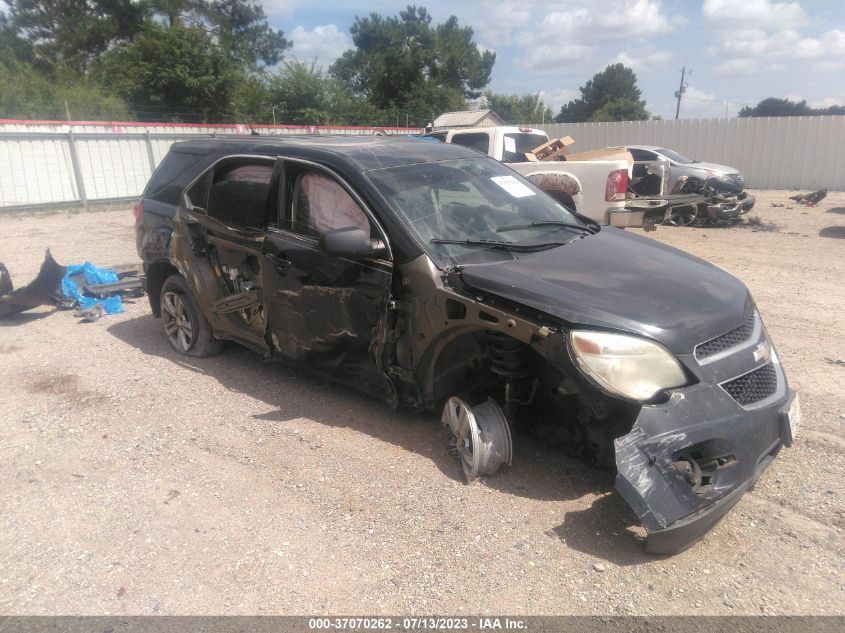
xmin=267 ymin=0 xmax=845 ymax=118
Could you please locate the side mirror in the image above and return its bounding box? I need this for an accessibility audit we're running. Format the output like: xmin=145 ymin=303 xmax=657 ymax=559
xmin=320 ymin=227 xmax=384 ymax=258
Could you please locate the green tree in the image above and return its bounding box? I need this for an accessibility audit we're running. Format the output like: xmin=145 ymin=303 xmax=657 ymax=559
xmin=485 ymin=92 xmax=553 ymax=124
xmin=739 ymin=97 xmax=845 ymax=117
xmin=101 ymin=23 xmax=238 ymax=122
xmin=265 ymin=60 xmax=390 ymax=126
xmin=0 ymin=56 xmax=129 ymax=119
xmin=7 ymin=0 xmax=145 ymax=74
xmin=330 ymin=5 xmax=492 ymax=117
xmin=555 ymin=63 xmax=649 ymax=122
xmin=201 ymin=0 xmax=290 ymax=68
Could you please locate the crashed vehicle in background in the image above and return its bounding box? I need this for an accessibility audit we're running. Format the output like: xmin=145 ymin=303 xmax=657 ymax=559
xmin=423 ymin=126 xmax=636 ymax=228
xmin=626 ymin=145 xmax=756 ymax=226
xmin=136 ymin=136 xmax=799 ymax=554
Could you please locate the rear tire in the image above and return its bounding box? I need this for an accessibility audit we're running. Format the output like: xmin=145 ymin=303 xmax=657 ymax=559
xmin=160 ymin=274 xmax=222 ymax=358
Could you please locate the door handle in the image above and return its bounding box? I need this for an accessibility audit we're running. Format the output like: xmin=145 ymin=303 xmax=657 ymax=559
xmin=266 ymin=252 xmax=291 ymax=271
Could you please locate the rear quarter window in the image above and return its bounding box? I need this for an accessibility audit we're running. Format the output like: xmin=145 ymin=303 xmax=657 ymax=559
xmin=450 ymin=133 xmax=491 ymax=154
xmin=143 ymin=150 xmax=206 ymax=205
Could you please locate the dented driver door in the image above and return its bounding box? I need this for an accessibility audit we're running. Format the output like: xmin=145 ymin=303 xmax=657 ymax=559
xmin=259 ymin=159 xmax=395 ymax=401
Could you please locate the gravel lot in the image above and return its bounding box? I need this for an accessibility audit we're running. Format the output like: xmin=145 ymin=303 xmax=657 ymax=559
xmin=0 ymin=190 xmax=843 ymax=615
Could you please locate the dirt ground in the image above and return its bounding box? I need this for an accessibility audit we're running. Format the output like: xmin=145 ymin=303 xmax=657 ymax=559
xmin=0 ymin=189 xmax=842 ymax=616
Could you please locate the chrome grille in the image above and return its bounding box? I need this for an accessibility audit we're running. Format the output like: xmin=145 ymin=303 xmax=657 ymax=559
xmin=722 ymin=363 xmax=778 ymax=406
xmin=695 ymin=312 xmax=755 ymax=361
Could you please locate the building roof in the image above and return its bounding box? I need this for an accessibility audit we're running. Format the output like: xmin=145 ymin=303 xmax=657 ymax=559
xmin=432 ymin=109 xmax=504 ymax=129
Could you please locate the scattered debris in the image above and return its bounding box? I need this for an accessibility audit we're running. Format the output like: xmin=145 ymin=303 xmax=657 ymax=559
xmin=824 ymin=357 xmax=845 ymax=368
xmin=61 ymin=262 xmax=126 ymax=316
xmin=0 ymin=251 xmax=144 ymax=322
xmin=738 ymin=216 xmax=779 ymax=232
xmin=789 ymin=189 xmax=827 ymax=206
xmin=74 ymin=304 xmax=107 ymax=323
xmin=0 ymin=250 xmax=66 ymax=318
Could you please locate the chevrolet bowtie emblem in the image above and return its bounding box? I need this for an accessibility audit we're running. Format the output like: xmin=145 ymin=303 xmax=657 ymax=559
xmin=753 ymin=341 xmax=772 ymax=363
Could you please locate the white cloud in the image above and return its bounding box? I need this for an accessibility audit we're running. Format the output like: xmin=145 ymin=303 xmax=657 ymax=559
xmin=813 ymin=60 xmax=845 ymax=74
xmin=608 ymin=49 xmax=671 ymax=71
xmin=288 ymin=24 xmax=351 ymax=65
xmin=542 ymin=88 xmax=580 ymax=111
xmin=810 ymin=97 xmax=844 ymax=109
xmin=685 ymin=86 xmax=715 ymax=103
xmin=714 ymin=58 xmax=784 ymax=75
xmin=509 ymin=0 xmax=677 ymax=70
xmin=794 ymin=29 xmax=845 ymax=58
xmin=592 ymin=0 xmax=672 ymax=36
xmin=678 ymin=86 xmax=730 ymax=118
xmin=719 ymin=28 xmax=797 ymax=56
xmin=518 ymin=44 xmax=593 ymax=71
xmin=702 ymin=0 xmax=807 ymax=32
xmin=474 ymin=2 xmax=534 ymax=46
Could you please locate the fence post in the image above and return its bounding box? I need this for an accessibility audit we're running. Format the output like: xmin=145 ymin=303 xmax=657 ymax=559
xmin=144 ymin=131 xmax=156 ymax=173
xmin=66 ymin=131 xmax=89 ymax=211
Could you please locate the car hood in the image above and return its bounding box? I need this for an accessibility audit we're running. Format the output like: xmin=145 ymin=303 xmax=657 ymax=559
xmin=688 ymin=162 xmax=740 ymax=176
xmin=458 ymin=228 xmax=751 ymax=353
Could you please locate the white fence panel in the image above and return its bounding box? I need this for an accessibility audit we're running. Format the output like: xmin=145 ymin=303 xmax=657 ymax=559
xmin=0 ymin=120 xmax=422 ymax=210
xmin=537 ymin=116 xmax=845 ymax=190
xmin=0 ymin=137 xmax=78 ymax=206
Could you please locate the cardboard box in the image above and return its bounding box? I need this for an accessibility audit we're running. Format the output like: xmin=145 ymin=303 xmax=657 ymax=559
xmin=529 ymin=136 xmax=575 ymax=161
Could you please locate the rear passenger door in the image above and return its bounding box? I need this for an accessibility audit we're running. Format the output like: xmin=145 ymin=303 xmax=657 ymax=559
xmin=259 ymin=159 xmax=395 ymax=401
xmin=180 ymin=155 xmax=279 ymax=353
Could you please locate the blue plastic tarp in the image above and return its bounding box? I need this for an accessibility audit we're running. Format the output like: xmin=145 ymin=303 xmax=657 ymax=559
xmin=61 ymin=262 xmax=124 ymax=314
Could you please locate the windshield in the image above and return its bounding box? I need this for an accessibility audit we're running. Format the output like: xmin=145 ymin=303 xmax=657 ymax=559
xmin=503 ymin=133 xmax=548 ymax=162
xmin=656 ymin=148 xmax=697 ymax=164
xmin=366 ymin=157 xmax=592 ymax=266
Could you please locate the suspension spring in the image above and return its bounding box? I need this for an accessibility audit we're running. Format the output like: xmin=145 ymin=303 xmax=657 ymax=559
xmin=483 ymin=332 xmax=526 ymax=379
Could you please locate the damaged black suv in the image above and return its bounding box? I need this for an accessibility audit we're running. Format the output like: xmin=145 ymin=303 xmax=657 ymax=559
xmin=136 ymin=136 xmax=799 ymax=554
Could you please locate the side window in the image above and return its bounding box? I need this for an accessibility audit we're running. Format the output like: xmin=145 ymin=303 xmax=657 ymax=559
xmin=288 ymin=170 xmax=371 ymax=239
xmin=630 ymin=149 xmax=657 ymax=161
xmin=206 ymin=160 xmax=274 ymax=230
xmin=186 ymin=171 xmax=210 ymax=210
xmin=450 ymin=132 xmax=491 ymax=154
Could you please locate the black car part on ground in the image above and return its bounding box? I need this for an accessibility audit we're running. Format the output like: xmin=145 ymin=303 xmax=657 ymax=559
xmin=0 ymin=250 xmax=66 ymax=318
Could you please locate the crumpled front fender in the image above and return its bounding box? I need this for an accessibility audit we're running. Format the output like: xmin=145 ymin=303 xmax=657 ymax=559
xmin=614 ymin=381 xmax=793 ymax=554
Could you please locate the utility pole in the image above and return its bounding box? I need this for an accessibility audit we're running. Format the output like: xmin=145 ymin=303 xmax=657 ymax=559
xmin=674 ymin=66 xmax=689 ymax=120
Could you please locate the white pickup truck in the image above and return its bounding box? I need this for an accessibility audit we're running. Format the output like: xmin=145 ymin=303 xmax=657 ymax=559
xmin=423 ymin=126 xmax=641 ymax=227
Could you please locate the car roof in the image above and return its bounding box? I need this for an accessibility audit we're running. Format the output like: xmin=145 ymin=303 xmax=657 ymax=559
xmin=171 ymin=135 xmax=482 ymax=172
xmin=443 ymin=126 xmax=547 ymax=135
xmin=627 ymin=145 xmax=663 ymax=152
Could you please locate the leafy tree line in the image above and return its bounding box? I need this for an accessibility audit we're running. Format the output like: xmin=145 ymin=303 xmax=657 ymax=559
xmin=739 ymin=97 xmax=845 ymax=117
xmin=1 ymin=2 xmax=519 ymax=126
xmin=0 ymin=2 xmax=660 ymax=126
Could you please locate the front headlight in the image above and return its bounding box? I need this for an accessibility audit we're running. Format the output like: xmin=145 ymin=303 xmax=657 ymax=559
xmin=569 ymin=331 xmax=687 ymax=400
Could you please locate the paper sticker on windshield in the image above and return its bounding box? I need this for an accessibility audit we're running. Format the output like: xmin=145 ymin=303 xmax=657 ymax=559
xmin=491 ymin=175 xmax=535 ymax=198
xmin=503 ymin=136 xmax=516 ymax=153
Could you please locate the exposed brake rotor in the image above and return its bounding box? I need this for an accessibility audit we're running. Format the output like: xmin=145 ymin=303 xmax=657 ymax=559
xmin=442 ymin=397 xmax=512 ymax=482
